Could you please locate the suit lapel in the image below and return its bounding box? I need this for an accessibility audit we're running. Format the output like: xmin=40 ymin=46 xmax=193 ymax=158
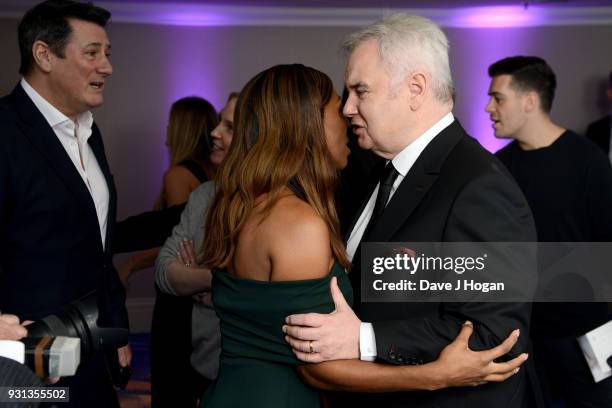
xmin=367 ymin=160 xmax=438 ymax=242
xmin=88 ymin=124 xmax=116 ymax=256
xmin=11 ymin=85 xmax=101 ymax=233
xmin=365 ymin=120 xmax=466 ymax=243
xmin=88 ymin=125 xmax=109 ymax=175
xmin=344 ymin=160 xmax=386 ymax=242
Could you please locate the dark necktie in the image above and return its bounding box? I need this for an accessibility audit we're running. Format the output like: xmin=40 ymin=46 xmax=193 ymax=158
xmin=363 ymin=161 xmax=399 ymax=237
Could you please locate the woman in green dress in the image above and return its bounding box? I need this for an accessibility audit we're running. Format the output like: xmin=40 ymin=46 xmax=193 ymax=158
xmin=197 ymin=64 xmax=526 ymax=407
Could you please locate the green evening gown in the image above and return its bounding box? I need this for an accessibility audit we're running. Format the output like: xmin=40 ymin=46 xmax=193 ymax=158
xmin=200 ymin=263 xmax=353 ymax=408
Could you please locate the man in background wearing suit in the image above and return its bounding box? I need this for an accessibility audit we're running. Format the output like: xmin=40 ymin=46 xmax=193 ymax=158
xmin=586 ymin=70 xmax=612 ymax=160
xmin=0 ymin=1 xmax=129 ymax=406
xmin=284 ymin=13 xmax=536 ymax=407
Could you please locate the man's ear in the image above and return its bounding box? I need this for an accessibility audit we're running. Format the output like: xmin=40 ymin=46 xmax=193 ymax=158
xmin=32 ymin=40 xmax=53 ymax=73
xmin=523 ymin=90 xmax=538 ymax=113
xmin=407 ymin=71 xmax=427 ymax=111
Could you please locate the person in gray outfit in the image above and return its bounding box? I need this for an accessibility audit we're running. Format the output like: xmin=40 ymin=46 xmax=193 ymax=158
xmin=154 ymin=181 xmax=219 ymax=381
xmin=154 ymin=93 xmax=237 ymax=397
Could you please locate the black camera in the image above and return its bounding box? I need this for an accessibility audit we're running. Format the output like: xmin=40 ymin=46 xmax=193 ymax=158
xmin=24 ymin=291 xmax=129 ymax=381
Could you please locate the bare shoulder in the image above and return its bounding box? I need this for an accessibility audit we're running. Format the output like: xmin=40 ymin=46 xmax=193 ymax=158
xmin=265 ymin=196 xmax=333 ymax=281
xmin=163 ymin=165 xmax=197 ymax=185
xmin=271 ymin=196 xmax=330 ymax=242
xmin=162 ymin=165 xmax=201 ymax=206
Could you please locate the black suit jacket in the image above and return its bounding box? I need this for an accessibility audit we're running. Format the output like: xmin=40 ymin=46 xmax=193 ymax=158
xmin=0 ymin=84 xmax=128 ymax=330
xmin=586 ymin=114 xmax=611 ymax=154
xmin=339 ymin=120 xmax=536 ymax=408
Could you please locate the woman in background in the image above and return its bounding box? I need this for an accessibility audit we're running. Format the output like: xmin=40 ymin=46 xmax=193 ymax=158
xmin=153 ymin=93 xmax=238 ymax=405
xmin=155 ymin=96 xmax=218 ymax=209
xmin=118 ymin=96 xmax=218 ymax=281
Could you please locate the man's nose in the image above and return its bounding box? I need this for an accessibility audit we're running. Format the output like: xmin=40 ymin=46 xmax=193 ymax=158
xmin=343 ymin=95 xmax=357 ymax=117
xmin=98 ymin=55 xmax=113 ymax=76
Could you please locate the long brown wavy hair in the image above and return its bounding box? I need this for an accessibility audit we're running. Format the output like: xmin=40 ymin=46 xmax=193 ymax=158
xmin=202 ymin=64 xmax=349 ymax=270
xmin=166 ymin=96 xmax=218 ymax=169
xmin=155 ymin=96 xmax=218 ymax=209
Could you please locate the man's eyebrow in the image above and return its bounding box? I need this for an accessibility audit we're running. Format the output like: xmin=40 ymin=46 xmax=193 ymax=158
xmin=84 ymin=42 xmax=111 ymax=50
xmin=488 ymin=91 xmax=503 ymax=96
xmin=347 ymin=81 xmax=368 ymax=89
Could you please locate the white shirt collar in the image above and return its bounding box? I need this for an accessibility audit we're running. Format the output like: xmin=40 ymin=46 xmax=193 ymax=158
xmin=391 ymin=112 xmax=454 ymax=177
xmin=20 ymin=78 xmax=93 ymax=133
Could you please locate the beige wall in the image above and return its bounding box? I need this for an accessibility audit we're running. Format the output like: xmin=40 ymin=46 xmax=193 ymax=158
xmin=1 ymin=18 xmax=611 ymax=330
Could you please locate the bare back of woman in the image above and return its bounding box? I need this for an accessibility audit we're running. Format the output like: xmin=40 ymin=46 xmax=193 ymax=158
xmin=233 ymin=189 xmax=334 ymax=282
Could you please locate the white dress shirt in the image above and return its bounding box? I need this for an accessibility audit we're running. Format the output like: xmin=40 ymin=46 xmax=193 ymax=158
xmin=21 ymin=78 xmax=109 ymax=250
xmin=347 ymin=112 xmax=455 ymax=361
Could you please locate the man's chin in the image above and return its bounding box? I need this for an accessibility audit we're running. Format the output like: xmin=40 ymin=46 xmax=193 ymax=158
xmin=85 ymin=97 xmax=104 ymax=110
xmin=493 ymin=131 xmax=512 ymax=139
xmin=356 ymin=134 xmax=374 ymax=151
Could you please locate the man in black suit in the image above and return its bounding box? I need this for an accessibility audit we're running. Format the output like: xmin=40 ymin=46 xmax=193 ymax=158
xmin=0 ymin=1 xmax=129 ymax=406
xmin=586 ymin=70 xmax=612 ymax=157
xmin=284 ymin=13 xmax=536 ymax=407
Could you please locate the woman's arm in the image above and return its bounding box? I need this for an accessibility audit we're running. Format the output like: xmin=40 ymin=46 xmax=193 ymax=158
xmin=155 ymin=182 xmax=216 ymax=295
xmin=165 ymin=239 xmax=212 ymax=296
xmin=296 ymin=322 xmax=526 ymax=392
xmin=117 ymin=247 xmax=160 ymax=286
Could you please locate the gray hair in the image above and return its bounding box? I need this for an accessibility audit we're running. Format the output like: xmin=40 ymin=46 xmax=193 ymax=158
xmin=342 ymin=13 xmax=455 ymax=104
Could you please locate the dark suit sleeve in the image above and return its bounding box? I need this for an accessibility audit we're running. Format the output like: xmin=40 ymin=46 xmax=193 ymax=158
xmin=0 ymin=115 xmax=13 ymax=300
xmin=113 ymin=203 xmax=187 ymax=253
xmin=0 ymin=128 xmax=7 ymax=250
xmin=97 ymin=263 xmax=129 ymax=332
xmin=373 ymin=172 xmax=536 ymax=364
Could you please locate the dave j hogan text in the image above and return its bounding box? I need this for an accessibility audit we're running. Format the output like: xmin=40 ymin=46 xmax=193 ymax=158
xmin=372 ymin=279 xmax=505 ymax=293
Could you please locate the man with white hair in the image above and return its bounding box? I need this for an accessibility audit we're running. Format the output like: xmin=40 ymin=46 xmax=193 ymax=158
xmin=284 ymin=14 xmax=536 ymax=407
